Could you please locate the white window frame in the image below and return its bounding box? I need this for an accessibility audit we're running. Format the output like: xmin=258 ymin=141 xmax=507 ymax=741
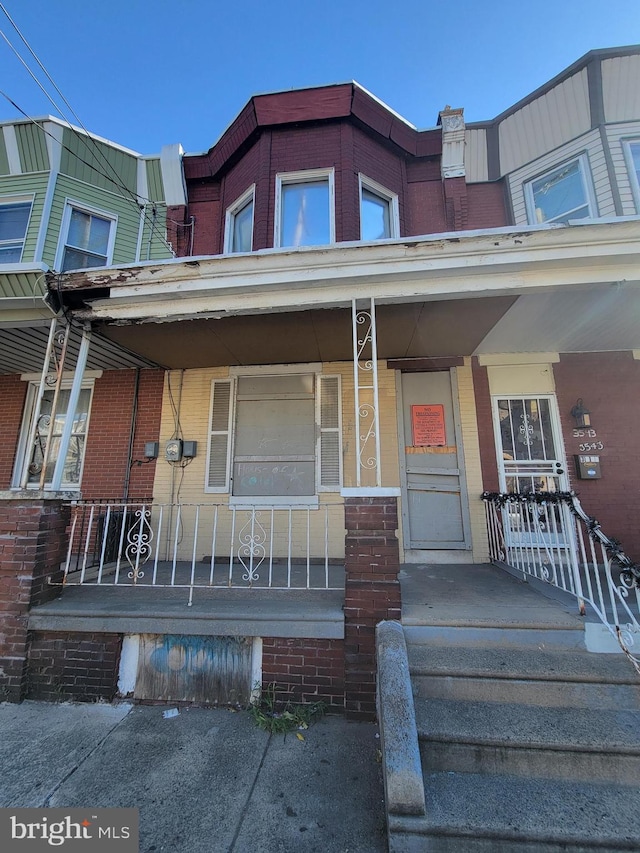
xmin=12 ymin=373 xmax=99 ymax=491
xmin=0 ymin=194 xmax=34 ymax=264
xmin=274 ymin=168 xmax=335 ymax=249
xmin=55 ymin=198 xmax=117 ymax=272
xmin=622 ymin=138 xmax=640 ymax=213
xmin=205 ymin=365 xmax=342 ymax=504
xmin=224 ymin=184 xmax=255 ymax=254
xmin=358 ymin=174 xmax=399 ymax=240
xmin=524 ymin=154 xmax=596 ymax=225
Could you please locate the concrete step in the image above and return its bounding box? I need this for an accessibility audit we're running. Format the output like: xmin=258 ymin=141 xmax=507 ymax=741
xmin=388 ymin=772 xmax=640 ymax=852
xmin=403 ymin=623 xmax=586 ymax=650
xmin=407 ymin=645 xmax=640 ymax=709
xmin=415 ymin=698 xmax=640 ymax=784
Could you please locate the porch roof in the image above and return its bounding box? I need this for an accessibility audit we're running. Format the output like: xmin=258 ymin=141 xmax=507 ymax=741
xmin=52 ymin=218 xmax=640 ymax=367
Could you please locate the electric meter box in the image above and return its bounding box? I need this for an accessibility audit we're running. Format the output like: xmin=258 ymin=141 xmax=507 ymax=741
xmin=574 ymin=454 xmax=601 ymax=479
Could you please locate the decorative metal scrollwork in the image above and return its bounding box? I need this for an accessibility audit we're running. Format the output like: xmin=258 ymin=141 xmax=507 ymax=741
xmin=237 ymin=511 xmax=266 ymax=583
xmin=125 ymin=508 xmax=153 ymax=580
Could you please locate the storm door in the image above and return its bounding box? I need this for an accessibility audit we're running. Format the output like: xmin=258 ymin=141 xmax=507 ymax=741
xmin=398 ymin=371 xmax=471 ymax=550
xmin=492 ymin=395 xmax=570 ymax=546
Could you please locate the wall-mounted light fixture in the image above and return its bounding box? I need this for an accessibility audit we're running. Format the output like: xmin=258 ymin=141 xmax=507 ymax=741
xmin=570 ymin=398 xmax=592 ymax=429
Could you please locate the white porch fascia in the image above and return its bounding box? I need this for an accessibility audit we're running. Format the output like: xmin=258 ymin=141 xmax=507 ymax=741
xmin=62 ymin=219 xmax=640 ymax=324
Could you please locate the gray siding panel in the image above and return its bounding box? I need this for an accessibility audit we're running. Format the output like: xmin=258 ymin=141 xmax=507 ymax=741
xmin=603 ymin=56 xmax=640 ymax=122
xmin=499 ymin=70 xmax=591 ymax=175
xmin=464 ymin=129 xmax=488 ymax=183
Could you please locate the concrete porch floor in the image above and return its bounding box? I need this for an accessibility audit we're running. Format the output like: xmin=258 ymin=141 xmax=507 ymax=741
xmin=399 ymin=562 xmax=584 ymax=630
xmin=28 ymin=561 xmax=585 ymax=643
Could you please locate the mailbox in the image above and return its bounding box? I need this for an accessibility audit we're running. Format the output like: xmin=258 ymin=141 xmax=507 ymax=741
xmin=574 ymin=454 xmax=601 ymax=479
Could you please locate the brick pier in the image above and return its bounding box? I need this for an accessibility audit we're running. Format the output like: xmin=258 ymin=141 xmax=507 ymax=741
xmin=343 ymin=496 xmax=401 ymax=720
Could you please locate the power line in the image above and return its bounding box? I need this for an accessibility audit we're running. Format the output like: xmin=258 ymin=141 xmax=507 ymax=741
xmin=0 ymin=7 xmax=175 ymax=255
xmin=0 ymin=87 xmax=176 ymax=257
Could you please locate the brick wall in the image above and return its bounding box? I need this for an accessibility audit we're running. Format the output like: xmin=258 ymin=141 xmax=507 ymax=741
xmin=466 ymin=181 xmax=509 ymax=229
xmin=261 ymin=637 xmax=344 ymax=710
xmin=0 ymin=375 xmax=27 ymax=489
xmin=0 ymin=498 xmax=69 ymax=701
xmin=344 ymin=496 xmax=401 ymax=721
xmin=81 ymin=368 xmax=164 ymax=501
xmin=26 ymin=631 xmax=122 ymax=702
xmin=553 ymin=351 xmax=640 ymax=559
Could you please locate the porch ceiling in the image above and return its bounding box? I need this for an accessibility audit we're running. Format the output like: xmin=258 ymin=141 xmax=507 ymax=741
xmin=474 ymin=282 xmax=640 ymax=353
xmin=95 ymin=297 xmax=518 ymax=368
xmin=0 ymin=324 xmax=162 ymax=375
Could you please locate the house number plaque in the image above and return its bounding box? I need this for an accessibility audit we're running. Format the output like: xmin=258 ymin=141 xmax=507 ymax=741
xmin=411 ymin=404 xmax=446 ymax=446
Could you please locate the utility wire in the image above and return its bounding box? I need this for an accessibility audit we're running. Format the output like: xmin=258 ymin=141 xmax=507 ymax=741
xmin=0 ymin=7 xmax=175 ymax=255
xmin=0 ymin=86 xmax=176 ymax=257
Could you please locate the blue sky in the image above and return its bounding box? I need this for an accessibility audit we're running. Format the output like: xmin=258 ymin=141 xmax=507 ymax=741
xmin=0 ymin=1 xmax=638 ymax=155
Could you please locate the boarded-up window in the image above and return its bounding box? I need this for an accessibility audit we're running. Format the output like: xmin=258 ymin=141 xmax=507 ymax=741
xmin=206 ymin=373 xmax=342 ymax=496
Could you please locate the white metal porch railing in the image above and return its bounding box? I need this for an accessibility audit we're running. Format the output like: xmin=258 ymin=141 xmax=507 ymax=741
xmin=483 ymin=491 xmax=640 ymax=670
xmin=63 ymin=501 xmax=345 ymax=604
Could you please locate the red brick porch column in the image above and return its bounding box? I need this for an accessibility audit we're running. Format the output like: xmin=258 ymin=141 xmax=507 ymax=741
xmin=0 ymin=493 xmax=70 ymax=701
xmin=344 ymin=495 xmax=401 ymax=721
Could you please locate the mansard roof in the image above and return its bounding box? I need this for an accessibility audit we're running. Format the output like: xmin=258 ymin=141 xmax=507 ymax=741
xmin=183 ymin=82 xmax=442 ymax=181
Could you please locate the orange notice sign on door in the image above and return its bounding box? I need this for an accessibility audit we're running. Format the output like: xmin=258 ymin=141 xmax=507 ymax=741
xmin=411 ymin=404 xmax=446 ymax=446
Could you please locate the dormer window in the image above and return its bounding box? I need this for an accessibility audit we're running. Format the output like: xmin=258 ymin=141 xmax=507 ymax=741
xmin=224 ymin=185 xmax=255 ymax=253
xmin=359 ymin=175 xmax=399 ymax=240
xmin=524 ymin=156 xmax=595 ymax=225
xmin=274 ymin=169 xmax=335 ymax=248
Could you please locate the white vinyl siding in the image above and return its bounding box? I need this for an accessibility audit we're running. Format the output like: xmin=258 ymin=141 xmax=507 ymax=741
xmin=508 ymin=131 xmax=614 ymax=225
xmin=498 ymin=70 xmax=591 ymax=175
xmin=606 ymin=122 xmax=640 ymax=215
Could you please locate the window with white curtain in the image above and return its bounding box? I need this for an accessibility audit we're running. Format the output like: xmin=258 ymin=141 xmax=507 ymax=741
xmin=524 ymin=156 xmax=595 ymax=224
xmin=274 ymin=169 xmax=335 ymax=248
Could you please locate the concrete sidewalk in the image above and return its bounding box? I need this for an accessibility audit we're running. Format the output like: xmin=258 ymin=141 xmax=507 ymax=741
xmin=0 ymin=701 xmax=387 ymax=853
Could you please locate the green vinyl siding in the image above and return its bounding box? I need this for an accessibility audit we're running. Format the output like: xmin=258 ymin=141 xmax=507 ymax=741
xmin=42 ymin=173 xmax=172 ymax=268
xmin=139 ymin=202 xmax=171 ymax=261
xmin=145 ymin=159 xmax=165 ymax=203
xmin=15 ymin=123 xmax=49 ymax=173
xmin=60 ymin=128 xmax=137 ymax=196
xmin=0 ymin=173 xmax=49 ymax=263
xmin=0 ymin=133 xmax=9 ymax=176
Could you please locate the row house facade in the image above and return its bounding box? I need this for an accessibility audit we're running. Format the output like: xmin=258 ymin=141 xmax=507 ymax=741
xmin=1 ymin=46 xmax=639 ymax=714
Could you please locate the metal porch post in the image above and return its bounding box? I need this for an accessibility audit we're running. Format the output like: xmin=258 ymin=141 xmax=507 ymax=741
xmin=50 ymin=324 xmax=92 ymax=492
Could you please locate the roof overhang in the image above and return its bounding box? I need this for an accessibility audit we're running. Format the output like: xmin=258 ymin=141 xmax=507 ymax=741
xmin=56 ymin=218 xmax=640 ymax=326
